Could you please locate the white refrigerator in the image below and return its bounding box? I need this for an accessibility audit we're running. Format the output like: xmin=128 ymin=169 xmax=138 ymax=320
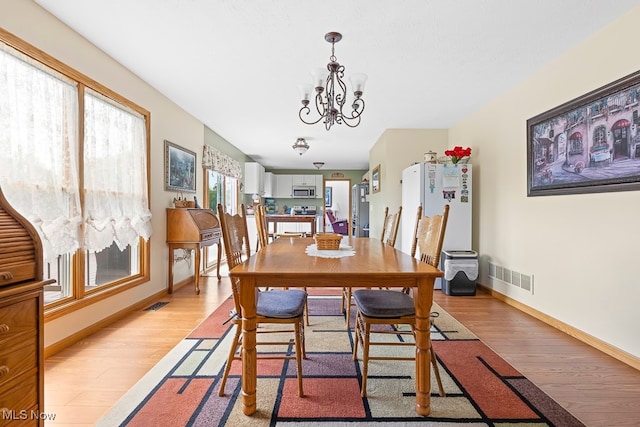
xmin=400 ymin=163 xmax=472 ymax=286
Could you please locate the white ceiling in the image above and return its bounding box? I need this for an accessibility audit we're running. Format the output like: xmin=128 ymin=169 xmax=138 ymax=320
xmin=35 ymin=0 xmax=639 ymax=171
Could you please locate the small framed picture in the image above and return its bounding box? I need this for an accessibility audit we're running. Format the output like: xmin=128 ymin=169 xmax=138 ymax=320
xmin=371 ymin=164 xmax=380 ymax=193
xmin=325 ymin=186 xmax=332 ymax=207
xmin=164 ymin=140 xmax=196 ymax=193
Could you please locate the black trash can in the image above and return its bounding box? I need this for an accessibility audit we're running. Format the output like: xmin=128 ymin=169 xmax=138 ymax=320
xmin=440 ymin=250 xmax=478 ymax=296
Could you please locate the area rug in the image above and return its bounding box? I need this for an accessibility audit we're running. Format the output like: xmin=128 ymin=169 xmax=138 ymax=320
xmin=97 ymin=296 xmax=585 ymax=426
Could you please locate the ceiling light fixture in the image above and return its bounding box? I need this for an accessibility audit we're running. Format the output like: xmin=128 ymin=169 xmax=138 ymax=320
xmin=298 ymin=32 xmax=367 ymax=131
xmin=313 ymin=162 xmax=325 ymax=170
xmin=292 ymin=138 xmax=310 ymax=155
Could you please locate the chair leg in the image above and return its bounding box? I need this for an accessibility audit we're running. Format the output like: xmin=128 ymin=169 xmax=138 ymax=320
xmin=352 ymin=311 xmax=361 ymax=360
xmin=360 ymin=321 xmax=371 ymax=397
xmin=294 ymin=321 xmax=304 ymax=397
xmin=431 ymin=344 xmax=445 ymax=397
xmin=304 ymin=287 xmax=309 ymax=326
xmin=299 ymin=317 xmax=307 ymax=359
xmin=345 ymin=288 xmax=353 ymax=329
xmin=218 ymin=325 xmax=241 ymax=397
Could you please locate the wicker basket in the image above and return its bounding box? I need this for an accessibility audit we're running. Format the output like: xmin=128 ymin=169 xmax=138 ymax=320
xmin=314 ymin=233 xmax=342 ymax=250
xmin=174 ymin=200 xmax=195 ymax=208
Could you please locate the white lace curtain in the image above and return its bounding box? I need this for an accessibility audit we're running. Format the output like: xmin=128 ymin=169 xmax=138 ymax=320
xmin=202 ymin=144 xmax=242 ymax=178
xmin=0 ymin=43 xmax=82 ymax=260
xmin=0 ymin=42 xmax=152 ymax=259
xmin=83 ymin=89 xmax=152 ymax=252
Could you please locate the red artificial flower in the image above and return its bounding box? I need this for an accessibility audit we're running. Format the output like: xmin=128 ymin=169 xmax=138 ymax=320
xmin=444 ymin=146 xmax=472 ymax=164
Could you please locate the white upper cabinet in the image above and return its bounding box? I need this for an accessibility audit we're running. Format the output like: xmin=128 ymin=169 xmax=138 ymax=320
xmin=314 ymin=175 xmax=324 ymax=198
xmin=263 ymin=172 xmax=275 ymax=197
xmin=274 ymin=174 xmax=293 ymax=198
xmin=244 ymin=162 xmax=265 ymax=194
xmin=270 ymin=174 xmax=323 ymax=198
xmin=291 ymin=175 xmax=320 ymax=186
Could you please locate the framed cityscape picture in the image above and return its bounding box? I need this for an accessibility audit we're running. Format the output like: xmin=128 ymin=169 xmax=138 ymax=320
xmin=527 ymin=70 xmax=640 ymax=196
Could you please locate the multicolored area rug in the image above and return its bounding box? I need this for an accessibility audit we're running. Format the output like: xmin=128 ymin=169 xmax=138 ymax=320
xmin=97 ymin=296 xmax=585 ymax=426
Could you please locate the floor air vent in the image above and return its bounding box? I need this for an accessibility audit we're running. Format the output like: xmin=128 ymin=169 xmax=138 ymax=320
xmin=144 ymin=301 xmax=169 ymax=311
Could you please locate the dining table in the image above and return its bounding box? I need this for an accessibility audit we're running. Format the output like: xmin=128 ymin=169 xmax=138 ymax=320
xmin=229 ymin=236 xmax=444 ymax=417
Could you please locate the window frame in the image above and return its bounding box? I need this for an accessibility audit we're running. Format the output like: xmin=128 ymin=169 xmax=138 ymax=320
xmin=0 ymin=28 xmax=152 ymax=320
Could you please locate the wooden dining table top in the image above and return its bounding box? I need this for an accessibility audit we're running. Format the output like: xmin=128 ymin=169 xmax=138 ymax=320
xmin=229 ymin=236 xmax=443 ymax=417
xmin=230 ymin=236 xmax=443 ymax=287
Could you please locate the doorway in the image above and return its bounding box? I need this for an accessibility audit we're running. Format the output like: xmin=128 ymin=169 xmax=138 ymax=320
xmin=322 ymin=178 xmax=352 ymax=236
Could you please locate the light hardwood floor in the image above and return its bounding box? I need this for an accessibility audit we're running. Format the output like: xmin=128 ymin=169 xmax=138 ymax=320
xmin=43 ymin=277 xmax=640 ymax=426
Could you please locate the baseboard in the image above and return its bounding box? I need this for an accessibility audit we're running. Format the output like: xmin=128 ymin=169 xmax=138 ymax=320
xmin=478 ymin=284 xmax=640 ymax=371
xmin=44 ymin=289 xmax=167 ymax=358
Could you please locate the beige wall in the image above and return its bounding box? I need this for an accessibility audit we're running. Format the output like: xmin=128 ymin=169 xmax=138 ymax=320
xmin=368 ymin=129 xmax=448 ymax=238
xmin=448 ymin=6 xmax=640 ymax=357
xmin=2 ymin=0 xmax=212 ymax=347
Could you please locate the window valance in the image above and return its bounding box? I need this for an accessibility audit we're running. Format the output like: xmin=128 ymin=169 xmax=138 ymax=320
xmin=202 ymin=145 xmax=242 ymax=179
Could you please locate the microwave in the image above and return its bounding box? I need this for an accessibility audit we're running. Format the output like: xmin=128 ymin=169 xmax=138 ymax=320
xmin=292 ymin=185 xmax=316 ymax=198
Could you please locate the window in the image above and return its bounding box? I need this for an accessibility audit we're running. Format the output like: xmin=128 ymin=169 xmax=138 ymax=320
xmin=203 ymin=169 xmax=238 ymax=271
xmin=0 ymin=30 xmax=151 ymax=313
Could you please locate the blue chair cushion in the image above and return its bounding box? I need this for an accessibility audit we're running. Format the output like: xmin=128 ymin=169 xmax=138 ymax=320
xmin=353 ymin=289 xmax=415 ymax=318
xmin=257 ymin=289 xmax=307 ymax=318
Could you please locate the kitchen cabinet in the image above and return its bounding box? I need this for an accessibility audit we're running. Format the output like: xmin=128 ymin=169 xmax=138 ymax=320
xmin=291 ymin=175 xmax=321 ymax=187
xmin=315 ymin=175 xmax=325 ymax=199
xmin=272 ymin=174 xmax=323 ymax=199
xmin=244 ymin=162 xmax=265 ymax=195
xmin=274 ymin=174 xmax=293 ymax=198
xmin=263 ymin=172 xmax=275 ymax=197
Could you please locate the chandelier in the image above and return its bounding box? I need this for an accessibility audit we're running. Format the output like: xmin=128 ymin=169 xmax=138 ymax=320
xmin=292 ymin=138 xmax=310 ymax=155
xmin=298 ymin=32 xmax=367 ymax=130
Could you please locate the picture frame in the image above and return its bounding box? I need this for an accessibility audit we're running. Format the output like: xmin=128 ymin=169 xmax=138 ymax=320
xmin=527 ymin=70 xmax=640 ymax=196
xmin=371 ymin=164 xmax=380 ymax=193
xmin=325 ymin=186 xmax=332 ymax=207
xmin=164 ymin=140 xmax=197 ymax=193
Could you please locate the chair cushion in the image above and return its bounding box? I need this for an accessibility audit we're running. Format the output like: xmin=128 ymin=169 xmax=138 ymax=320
xmin=353 ymin=289 xmax=415 ymax=318
xmin=257 ymin=289 xmax=307 ymax=318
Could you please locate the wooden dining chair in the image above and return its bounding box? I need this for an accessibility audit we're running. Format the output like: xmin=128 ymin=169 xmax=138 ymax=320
xmin=351 ymin=204 xmax=449 ymax=398
xmin=217 ymin=203 xmax=307 ymax=397
xmin=254 ymin=204 xmax=270 ymax=250
xmin=382 ymin=205 xmax=402 ymax=246
xmin=341 ymin=206 xmax=402 ymax=329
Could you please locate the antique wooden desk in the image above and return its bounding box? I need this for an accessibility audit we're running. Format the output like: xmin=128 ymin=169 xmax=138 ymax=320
xmin=166 ymin=208 xmax=222 ymax=294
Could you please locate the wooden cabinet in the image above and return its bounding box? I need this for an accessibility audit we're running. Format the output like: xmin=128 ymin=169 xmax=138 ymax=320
xmin=0 ymin=187 xmax=49 ymax=426
xmin=244 ymin=162 xmax=265 ymax=195
xmin=0 ymin=284 xmax=44 ymax=425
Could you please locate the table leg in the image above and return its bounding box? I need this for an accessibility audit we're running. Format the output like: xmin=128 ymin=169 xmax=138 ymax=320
xmin=239 ymin=277 xmax=258 ymax=415
xmin=414 ymin=276 xmax=434 ymax=416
